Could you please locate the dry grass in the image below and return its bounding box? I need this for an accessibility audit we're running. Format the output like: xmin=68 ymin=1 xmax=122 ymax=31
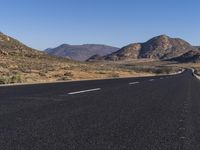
xmin=0 ymin=55 xmax=158 ymax=84
xmin=166 ymin=62 xmax=200 ymax=75
xmin=1 ymin=53 xmax=191 ymax=85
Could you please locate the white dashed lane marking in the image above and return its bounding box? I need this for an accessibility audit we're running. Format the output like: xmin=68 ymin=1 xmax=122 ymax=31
xmin=149 ymin=79 xmax=155 ymax=82
xmin=179 ymin=127 xmax=186 ymax=131
xmin=68 ymin=88 xmax=101 ymax=95
xmin=129 ymin=82 xmax=140 ymax=85
xmin=179 ymin=136 xmax=187 ymax=140
xmin=179 ymin=119 xmax=184 ymax=122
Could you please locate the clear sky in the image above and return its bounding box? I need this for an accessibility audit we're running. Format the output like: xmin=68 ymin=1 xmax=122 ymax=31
xmin=1 ymin=0 xmax=200 ymax=50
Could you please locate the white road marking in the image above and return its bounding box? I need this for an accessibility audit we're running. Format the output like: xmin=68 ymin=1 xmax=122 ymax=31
xmin=160 ymin=77 xmax=164 ymax=80
xmin=129 ymin=82 xmax=140 ymax=85
xmin=179 ymin=136 xmax=186 ymax=140
xmin=149 ymin=79 xmax=155 ymax=82
xmin=68 ymin=88 xmax=101 ymax=95
xmin=179 ymin=127 xmax=186 ymax=130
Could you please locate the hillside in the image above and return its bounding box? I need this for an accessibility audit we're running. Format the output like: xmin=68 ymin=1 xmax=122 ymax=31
xmin=0 ymin=32 xmax=43 ymax=56
xmin=88 ymin=35 xmax=196 ymax=61
xmin=45 ymin=44 xmax=119 ymax=61
xmin=0 ymin=32 xmax=78 ymax=83
xmin=169 ymin=50 xmax=200 ymax=63
xmin=1 ymin=32 xmax=155 ymax=84
xmin=194 ymin=46 xmax=200 ymax=50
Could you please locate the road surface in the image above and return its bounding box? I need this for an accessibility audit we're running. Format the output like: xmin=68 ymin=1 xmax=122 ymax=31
xmin=0 ymin=70 xmax=200 ymax=150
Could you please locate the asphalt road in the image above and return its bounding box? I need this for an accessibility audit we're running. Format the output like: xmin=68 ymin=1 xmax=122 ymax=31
xmin=1 ymin=70 xmax=200 ymax=150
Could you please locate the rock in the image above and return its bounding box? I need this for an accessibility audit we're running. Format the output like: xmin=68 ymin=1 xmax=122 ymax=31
xmin=94 ymin=35 xmax=196 ymax=61
xmin=169 ymin=50 xmax=200 ymax=63
xmin=0 ymin=50 xmax=9 ymax=56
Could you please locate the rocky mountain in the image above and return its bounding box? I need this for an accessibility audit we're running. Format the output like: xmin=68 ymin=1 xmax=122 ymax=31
xmin=86 ymin=54 xmax=104 ymax=62
xmin=45 ymin=44 xmax=119 ymax=61
xmin=169 ymin=50 xmax=200 ymax=63
xmin=88 ymin=35 xmax=196 ymax=61
xmin=194 ymin=46 xmax=200 ymax=50
xmin=0 ymin=32 xmax=77 ymax=84
xmin=0 ymin=32 xmax=135 ymax=84
xmin=0 ymin=32 xmax=43 ymax=57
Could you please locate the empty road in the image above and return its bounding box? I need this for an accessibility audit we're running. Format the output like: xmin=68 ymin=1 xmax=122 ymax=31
xmin=0 ymin=70 xmax=200 ymax=150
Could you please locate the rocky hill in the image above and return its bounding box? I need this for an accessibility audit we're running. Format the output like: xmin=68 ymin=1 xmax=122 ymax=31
xmin=0 ymin=32 xmax=145 ymax=84
xmin=0 ymin=32 xmax=78 ymax=84
xmin=88 ymin=35 xmax=196 ymax=61
xmin=86 ymin=54 xmax=104 ymax=62
xmin=0 ymin=32 xmax=43 ymax=57
xmin=45 ymin=44 xmax=119 ymax=61
xmin=194 ymin=46 xmax=200 ymax=50
xmin=169 ymin=50 xmax=200 ymax=63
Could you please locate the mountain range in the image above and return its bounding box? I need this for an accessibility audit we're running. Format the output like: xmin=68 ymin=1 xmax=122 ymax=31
xmin=87 ymin=35 xmax=199 ymax=62
xmin=1 ymin=32 xmax=200 ymax=64
xmin=1 ymin=32 xmax=140 ymax=84
xmin=1 ymin=31 xmax=200 ymax=84
xmin=45 ymin=44 xmax=119 ymax=61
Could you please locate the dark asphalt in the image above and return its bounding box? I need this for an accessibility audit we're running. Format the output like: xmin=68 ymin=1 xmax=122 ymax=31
xmin=1 ymin=70 xmax=200 ymax=150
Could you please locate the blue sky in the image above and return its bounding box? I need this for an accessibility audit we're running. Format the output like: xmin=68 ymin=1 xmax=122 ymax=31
xmin=1 ymin=0 xmax=200 ymax=50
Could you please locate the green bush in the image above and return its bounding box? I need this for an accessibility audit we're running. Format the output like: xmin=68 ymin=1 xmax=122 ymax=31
xmin=0 ymin=74 xmax=22 ymax=84
xmin=0 ymin=77 xmax=6 ymax=84
xmin=10 ymin=75 xmax=22 ymax=83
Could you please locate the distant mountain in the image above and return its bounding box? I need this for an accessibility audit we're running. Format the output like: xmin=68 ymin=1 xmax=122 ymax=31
xmin=88 ymin=35 xmax=196 ymax=61
xmin=86 ymin=54 xmax=104 ymax=62
xmin=169 ymin=50 xmax=200 ymax=63
xmin=45 ymin=44 xmax=119 ymax=61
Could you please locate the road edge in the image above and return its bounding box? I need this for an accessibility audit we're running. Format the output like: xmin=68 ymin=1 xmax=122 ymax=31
xmin=192 ymin=68 xmax=200 ymax=80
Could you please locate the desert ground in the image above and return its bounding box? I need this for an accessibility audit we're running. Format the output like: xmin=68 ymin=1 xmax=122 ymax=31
xmin=0 ymin=55 xmax=188 ymax=84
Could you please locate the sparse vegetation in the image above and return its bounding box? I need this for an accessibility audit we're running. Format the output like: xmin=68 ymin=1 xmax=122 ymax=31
xmin=0 ymin=74 xmax=22 ymax=84
xmin=109 ymin=72 xmax=120 ymax=78
xmin=130 ymin=66 xmax=178 ymax=74
xmin=38 ymin=71 xmax=46 ymax=77
xmin=57 ymin=76 xmax=70 ymax=81
xmin=1 ymin=32 xmax=196 ymax=85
